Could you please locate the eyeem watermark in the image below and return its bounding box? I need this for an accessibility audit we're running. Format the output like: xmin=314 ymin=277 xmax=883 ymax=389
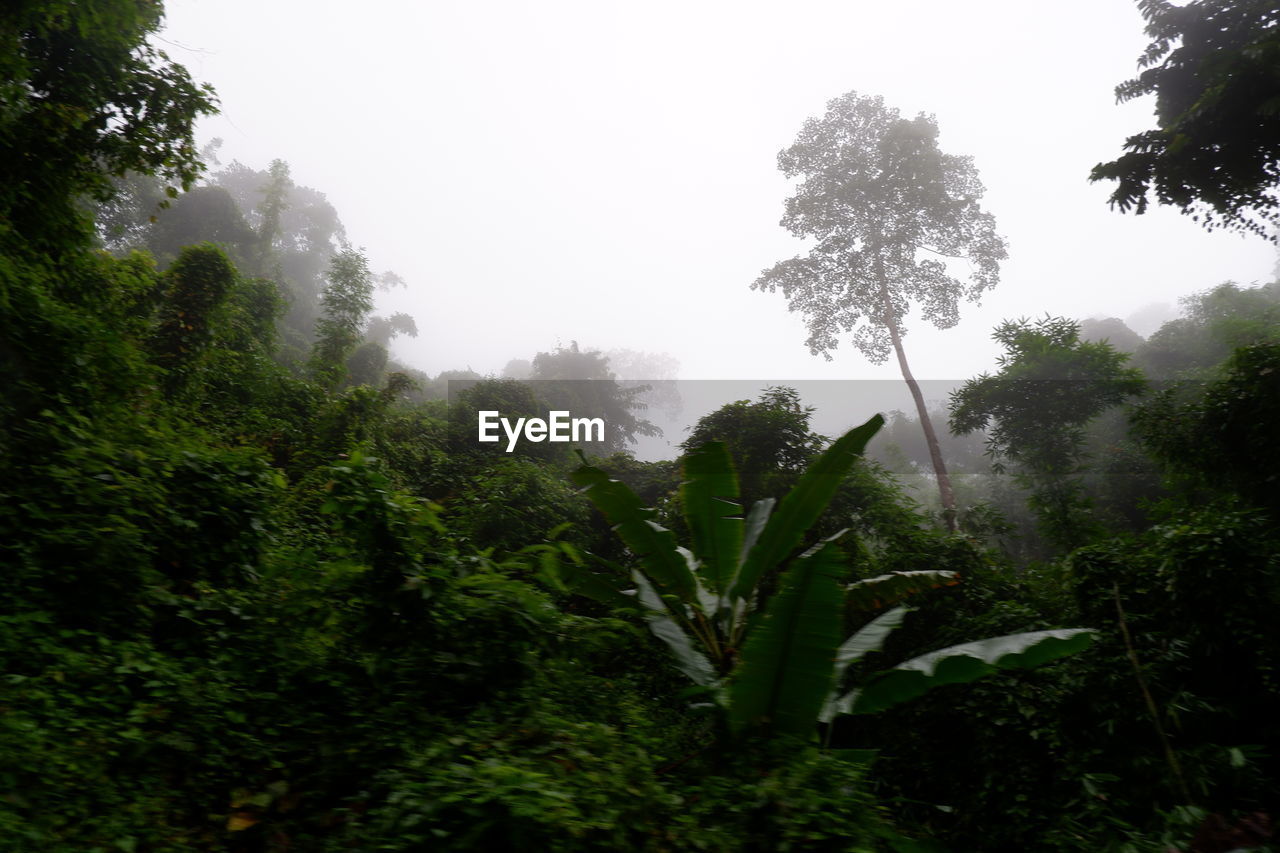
xmin=478 ymin=410 xmax=605 ymax=452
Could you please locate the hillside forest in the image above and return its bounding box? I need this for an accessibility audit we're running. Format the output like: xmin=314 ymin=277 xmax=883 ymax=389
xmin=3 ymin=2 xmax=1280 ymax=851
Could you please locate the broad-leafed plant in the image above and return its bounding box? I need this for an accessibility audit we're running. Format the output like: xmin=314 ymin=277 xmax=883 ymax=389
xmin=568 ymin=414 xmax=1094 ymax=739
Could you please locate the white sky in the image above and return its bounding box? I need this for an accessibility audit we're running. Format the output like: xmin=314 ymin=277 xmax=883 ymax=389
xmin=158 ymin=0 xmax=1278 ymax=384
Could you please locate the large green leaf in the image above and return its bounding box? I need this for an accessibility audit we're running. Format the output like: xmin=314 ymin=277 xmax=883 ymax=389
xmin=845 ymin=570 xmax=961 ymax=612
xmin=728 ymin=542 xmax=846 ymax=737
xmin=728 ymin=414 xmax=883 ymax=603
xmin=571 ymin=463 xmax=697 ymax=602
xmin=820 ymin=606 xmax=910 ymax=722
xmin=680 ymin=441 xmax=743 ymax=600
xmin=559 ymin=560 xmax=638 ymax=612
xmin=845 ymin=628 xmax=1097 ymax=716
xmin=726 ymin=497 xmax=777 ymax=630
xmin=739 ymin=496 xmax=775 ymax=566
xmin=834 ymin=606 xmax=910 ymax=668
xmin=632 ymin=573 xmax=719 ymax=688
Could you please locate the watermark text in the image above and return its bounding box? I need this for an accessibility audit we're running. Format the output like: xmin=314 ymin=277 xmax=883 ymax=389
xmin=478 ymin=410 xmax=605 ymax=452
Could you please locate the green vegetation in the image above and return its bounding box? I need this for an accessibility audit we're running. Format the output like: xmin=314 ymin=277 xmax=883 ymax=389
xmin=950 ymin=317 xmax=1147 ymax=549
xmin=3 ymin=3 xmax=1279 ymax=851
xmin=571 ymin=418 xmax=1094 ymax=741
xmin=1091 ymin=0 xmax=1280 ymax=236
xmin=751 ymin=91 xmax=1009 ymax=529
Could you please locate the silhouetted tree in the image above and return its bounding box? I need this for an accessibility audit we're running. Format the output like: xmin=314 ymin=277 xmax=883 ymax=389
xmin=1079 ymin=317 xmax=1145 ymax=355
xmin=681 ymin=386 xmax=824 ymax=509
xmin=501 ymin=358 xmax=533 ymax=379
xmin=145 ymin=185 xmax=255 ymax=267
xmin=365 ymin=312 xmax=418 ymax=348
xmin=752 ymin=91 xmax=1007 ymax=530
xmin=530 ymin=342 xmax=660 ymax=453
xmin=209 ymin=159 xmax=349 ymax=355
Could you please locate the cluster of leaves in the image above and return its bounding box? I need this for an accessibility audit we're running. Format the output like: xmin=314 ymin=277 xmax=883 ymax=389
xmin=950 ymin=317 xmax=1146 ymax=550
xmin=855 ymin=291 xmax=1280 ymax=848
xmin=0 ymin=2 xmax=217 ymax=252
xmin=570 ymin=415 xmax=1094 ymax=746
xmin=1091 ymin=0 xmax=1280 ymax=236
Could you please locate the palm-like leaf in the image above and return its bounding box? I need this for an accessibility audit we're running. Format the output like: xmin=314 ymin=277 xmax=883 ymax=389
xmin=845 ymin=570 xmax=960 ymax=612
xmin=681 ymin=441 xmax=743 ymax=600
xmin=561 ymin=565 xmax=636 ymax=612
xmin=728 ymin=542 xmax=846 ymax=736
xmin=569 ymin=413 xmax=1092 ymax=743
xmin=819 ymin=606 xmax=910 ymax=723
xmin=843 ymin=628 xmax=1097 ymax=716
xmin=728 ymin=414 xmax=884 ymax=604
xmin=632 ymin=573 xmax=719 ymax=688
xmin=570 ymin=463 xmax=697 ymax=603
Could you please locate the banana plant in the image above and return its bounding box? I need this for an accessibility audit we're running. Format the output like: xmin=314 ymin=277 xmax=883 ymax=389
xmin=568 ymin=414 xmax=1095 ymax=739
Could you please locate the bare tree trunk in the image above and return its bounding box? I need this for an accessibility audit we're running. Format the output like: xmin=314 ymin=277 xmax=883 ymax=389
xmin=879 ymin=287 xmax=958 ymax=532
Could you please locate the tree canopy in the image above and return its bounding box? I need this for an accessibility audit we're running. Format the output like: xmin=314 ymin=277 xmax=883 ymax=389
xmin=1091 ymin=0 xmax=1280 ymax=236
xmin=0 ymin=2 xmax=216 ymax=252
xmin=752 ymin=91 xmax=1006 ymax=363
xmin=950 ymin=317 xmax=1145 ymax=548
xmin=530 ymin=342 xmax=660 ymax=453
xmin=752 ymin=90 xmax=1007 ymax=527
xmin=681 ymin=386 xmax=825 ymax=508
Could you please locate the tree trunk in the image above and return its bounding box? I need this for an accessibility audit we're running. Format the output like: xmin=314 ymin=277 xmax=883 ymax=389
xmin=879 ymin=289 xmax=958 ymax=532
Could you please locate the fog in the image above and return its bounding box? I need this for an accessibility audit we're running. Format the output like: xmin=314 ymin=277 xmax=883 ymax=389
xmin=159 ymin=0 xmax=1277 ymax=388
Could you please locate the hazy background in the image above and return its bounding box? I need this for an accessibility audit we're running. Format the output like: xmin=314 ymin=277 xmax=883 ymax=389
xmin=157 ymin=0 xmax=1277 ymax=392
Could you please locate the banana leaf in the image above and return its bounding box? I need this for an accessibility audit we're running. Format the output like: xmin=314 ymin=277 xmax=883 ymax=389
xmin=562 ymin=565 xmax=638 ymax=612
xmin=843 ymin=628 xmax=1097 ymax=716
xmin=845 ymin=570 xmax=961 ymax=612
xmin=728 ymin=541 xmax=846 ymax=737
xmin=819 ymin=605 xmax=910 ymax=723
xmin=680 ymin=441 xmax=743 ymax=600
xmin=571 ymin=463 xmax=697 ymax=602
xmin=728 ymin=414 xmax=883 ymax=602
xmin=739 ymin=496 xmax=775 ymax=567
xmin=632 ymin=573 xmax=719 ymax=688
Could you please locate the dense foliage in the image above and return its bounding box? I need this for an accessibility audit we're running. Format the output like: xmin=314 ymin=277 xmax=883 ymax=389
xmin=3 ymin=3 xmax=1279 ymax=851
xmin=950 ymin=317 xmax=1146 ymax=549
xmin=1091 ymin=0 xmax=1280 ymax=236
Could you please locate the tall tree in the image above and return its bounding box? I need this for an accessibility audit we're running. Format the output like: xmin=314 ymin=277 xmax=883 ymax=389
xmin=1091 ymin=0 xmax=1280 ymax=237
xmin=209 ymin=159 xmax=349 ymax=356
xmin=949 ymin=317 xmax=1145 ymax=550
xmin=752 ymin=91 xmax=1007 ymax=530
xmin=253 ymin=158 xmax=292 ymax=277
xmin=310 ymin=248 xmax=375 ymax=390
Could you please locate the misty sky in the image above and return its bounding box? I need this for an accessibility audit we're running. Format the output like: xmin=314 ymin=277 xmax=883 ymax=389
xmin=158 ymin=0 xmax=1277 ymax=386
